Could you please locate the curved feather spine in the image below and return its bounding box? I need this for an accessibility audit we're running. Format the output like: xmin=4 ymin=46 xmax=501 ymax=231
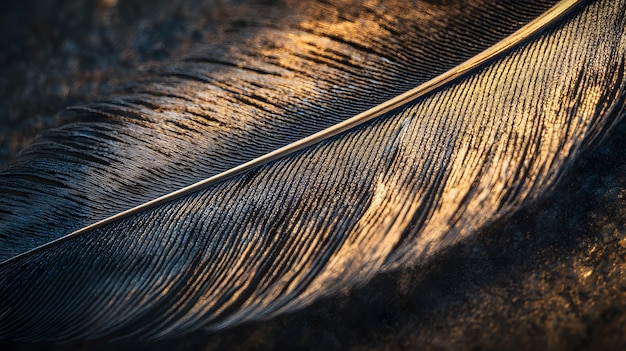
xmin=0 ymin=0 xmax=582 ymax=267
xmin=0 ymin=0 xmax=565 ymax=260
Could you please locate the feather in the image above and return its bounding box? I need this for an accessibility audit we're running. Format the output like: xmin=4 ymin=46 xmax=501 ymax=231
xmin=1 ymin=0 xmax=625 ymax=343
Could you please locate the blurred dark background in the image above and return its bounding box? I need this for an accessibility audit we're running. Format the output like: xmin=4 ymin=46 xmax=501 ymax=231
xmin=1 ymin=0 xmax=625 ymax=350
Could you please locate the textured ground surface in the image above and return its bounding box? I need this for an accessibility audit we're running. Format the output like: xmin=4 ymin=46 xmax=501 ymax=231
xmin=1 ymin=0 xmax=625 ymax=350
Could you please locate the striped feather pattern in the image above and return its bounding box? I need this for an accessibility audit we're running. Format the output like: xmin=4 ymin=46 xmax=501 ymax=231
xmin=1 ymin=0 xmax=624 ymax=342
